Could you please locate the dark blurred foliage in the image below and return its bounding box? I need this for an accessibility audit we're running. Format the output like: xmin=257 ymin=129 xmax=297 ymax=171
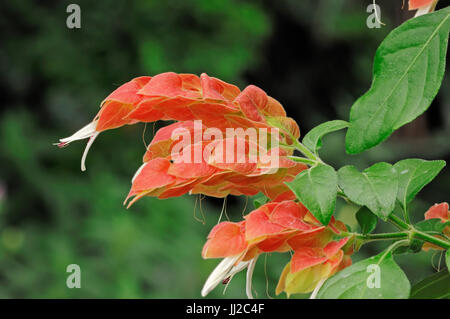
xmin=0 ymin=0 xmax=448 ymax=298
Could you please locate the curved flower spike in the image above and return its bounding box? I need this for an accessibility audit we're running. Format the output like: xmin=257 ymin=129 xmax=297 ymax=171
xmin=200 ymin=201 xmax=352 ymax=298
xmin=57 ymin=72 xmax=300 ymax=172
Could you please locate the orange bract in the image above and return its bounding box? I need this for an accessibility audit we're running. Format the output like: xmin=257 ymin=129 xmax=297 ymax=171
xmin=424 ymin=202 xmax=450 ymax=221
xmin=202 ymin=221 xmax=248 ymax=258
xmin=58 ymin=72 xmax=303 ymax=202
xmin=94 ymin=72 xmax=298 ymax=136
xmin=125 ymin=154 xmax=307 ymax=206
xmin=408 ymin=0 xmax=435 ymax=10
xmin=422 ymin=202 xmax=450 ymax=251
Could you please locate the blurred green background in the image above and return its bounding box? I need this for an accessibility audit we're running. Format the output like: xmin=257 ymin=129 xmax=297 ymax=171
xmin=0 ymin=0 xmax=449 ymax=298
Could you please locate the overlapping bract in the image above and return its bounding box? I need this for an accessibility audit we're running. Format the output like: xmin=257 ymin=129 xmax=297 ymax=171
xmin=88 ymin=72 xmax=299 ymax=137
xmin=408 ymin=0 xmax=436 ymax=11
xmin=422 ymin=202 xmax=450 ymax=251
xmin=408 ymin=0 xmax=438 ymax=16
xmin=202 ymin=201 xmax=353 ymax=296
xmin=128 ymin=131 xmax=307 ymax=204
xmin=58 ymin=72 xmax=304 ymax=205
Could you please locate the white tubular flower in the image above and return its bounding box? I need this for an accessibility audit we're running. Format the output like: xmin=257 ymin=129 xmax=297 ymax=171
xmin=245 ymin=255 xmax=259 ymax=299
xmin=55 ymin=121 xmax=99 ymax=171
xmin=201 ymin=255 xmax=254 ymax=297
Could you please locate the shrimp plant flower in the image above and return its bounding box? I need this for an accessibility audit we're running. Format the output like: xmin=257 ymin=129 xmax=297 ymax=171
xmin=56 ymin=3 xmax=450 ymax=298
xmin=57 ymin=72 xmax=352 ymax=297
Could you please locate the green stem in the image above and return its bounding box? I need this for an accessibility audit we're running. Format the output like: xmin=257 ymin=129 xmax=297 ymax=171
xmin=412 ymin=229 xmax=450 ymax=250
xmin=359 ymin=232 xmax=409 ymax=242
xmin=388 ymin=214 xmax=409 ymax=230
xmin=425 ymin=231 xmax=450 ymax=241
xmin=402 ymin=206 xmax=411 ymax=224
xmin=288 ymin=156 xmax=318 ymax=166
xmin=292 ymin=140 xmax=323 ymax=163
xmin=341 ymin=225 xmax=450 ymax=250
xmin=341 ymin=231 xmax=409 ymax=242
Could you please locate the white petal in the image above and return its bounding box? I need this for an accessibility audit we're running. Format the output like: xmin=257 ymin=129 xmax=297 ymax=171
xmin=59 ymin=121 xmax=98 ymax=144
xmin=222 ymin=260 xmax=251 ymax=295
xmin=309 ymin=278 xmax=326 ymax=299
xmin=245 ymin=256 xmax=258 ymax=299
xmin=201 ymin=255 xmax=248 ymax=297
xmin=414 ymin=1 xmax=436 ymax=17
xmin=81 ymin=132 xmax=99 ymax=171
xmin=229 ymin=260 xmax=251 ymax=277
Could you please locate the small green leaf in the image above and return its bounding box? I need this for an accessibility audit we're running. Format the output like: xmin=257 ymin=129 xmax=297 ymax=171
xmin=394 ymin=239 xmax=424 ymax=255
xmin=253 ymin=194 xmax=268 ymax=209
xmin=411 ymin=271 xmax=450 ymax=299
xmin=415 ymin=218 xmax=450 ymax=233
xmin=317 ymin=249 xmax=410 ymax=299
xmin=395 ymin=159 xmax=445 ymax=209
xmin=302 ymin=120 xmax=349 ymax=153
xmin=286 ymin=164 xmax=337 ymax=225
xmin=356 ymin=206 xmax=378 ymax=234
xmin=408 ymin=239 xmax=424 ymax=254
xmin=345 ymin=8 xmax=450 ymax=154
xmin=338 ymin=163 xmax=398 ymax=220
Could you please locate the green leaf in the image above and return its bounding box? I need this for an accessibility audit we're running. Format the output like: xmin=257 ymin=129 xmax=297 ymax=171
xmin=394 ymin=239 xmax=424 ymax=255
xmin=356 ymin=206 xmax=378 ymax=234
xmin=252 ymin=194 xmax=268 ymax=209
xmin=317 ymin=249 xmax=410 ymax=299
xmin=338 ymin=163 xmax=398 ymax=220
xmin=446 ymin=250 xmax=450 ymax=270
xmin=302 ymin=120 xmax=349 ymax=153
xmin=395 ymin=159 xmax=446 ymax=209
xmin=286 ymin=164 xmax=337 ymax=225
xmin=411 ymin=271 xmax=450 ymax=299
xmin=345 ymin=8 xmax=450 ymax=154
xmin=415 ymin=218 xmax=450 ymax=233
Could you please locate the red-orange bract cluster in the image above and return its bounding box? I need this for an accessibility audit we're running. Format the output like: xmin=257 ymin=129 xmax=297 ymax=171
xmin=58 ymin=72 xmax=350 ymax=298
xmin=202 ymin=201 xmax=353 ymax=297
xmin=422 ymin=202 xmax=450 ymax=251
xmin=58 ymin=72 xmax=305 ymax=206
